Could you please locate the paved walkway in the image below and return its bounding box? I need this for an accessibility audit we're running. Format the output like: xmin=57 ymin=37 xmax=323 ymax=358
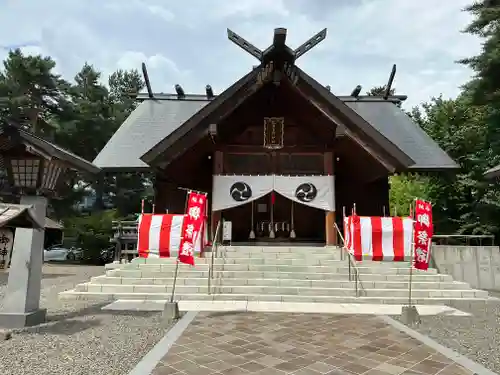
xmin=151 ymin=312 xmax=473 ymax=375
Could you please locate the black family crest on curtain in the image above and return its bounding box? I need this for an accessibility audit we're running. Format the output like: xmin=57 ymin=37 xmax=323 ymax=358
xmin=212 ymin=175 xmax=333 ymax=211
xmin=295 ymin=183 xmax=317 ymax=203
xmin=230 ymin=182 xmax=252 ymax=202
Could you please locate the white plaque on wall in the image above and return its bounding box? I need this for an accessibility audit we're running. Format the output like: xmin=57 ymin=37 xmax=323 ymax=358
xmin=222 ymin=221 xmax=232 ymax=242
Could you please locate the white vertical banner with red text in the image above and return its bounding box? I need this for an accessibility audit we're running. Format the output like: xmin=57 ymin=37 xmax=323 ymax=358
xmin=178 ymin=192 xmax=207 ymax=266
xmin=413 ymin=199 xmax=433 ymax=270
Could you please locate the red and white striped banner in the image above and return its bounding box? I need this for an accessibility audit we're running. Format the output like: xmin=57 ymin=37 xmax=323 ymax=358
xmin=137 ymin=214 xmax=206 ymax=258
xmin=344 ymin=215 xmax=413 ymax=261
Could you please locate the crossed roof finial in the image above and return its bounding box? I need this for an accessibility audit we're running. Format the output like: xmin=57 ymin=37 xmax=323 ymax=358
xmin=227 ymin=27 xmax=327 ymax=64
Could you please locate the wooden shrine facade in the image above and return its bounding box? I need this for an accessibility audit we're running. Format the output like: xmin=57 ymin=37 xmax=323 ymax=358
xmin=92 ymin=27 xmax=458 ymax=247
xmin=151 ymin=77 xmax=394 ymax=246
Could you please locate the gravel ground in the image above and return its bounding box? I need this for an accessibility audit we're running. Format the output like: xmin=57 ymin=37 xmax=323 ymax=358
xmin=0 ymin=264 xmax=172 ymax=375
xmin=393 ymin=290 xmax=500 ymax=374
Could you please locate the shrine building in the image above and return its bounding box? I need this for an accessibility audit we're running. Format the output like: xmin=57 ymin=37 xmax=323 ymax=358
xmin=93 ymin=28 xmax=457 ymax=246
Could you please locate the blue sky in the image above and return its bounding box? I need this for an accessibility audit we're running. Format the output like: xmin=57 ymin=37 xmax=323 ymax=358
xmin=0 ymin=0 xmax=481 ymax=108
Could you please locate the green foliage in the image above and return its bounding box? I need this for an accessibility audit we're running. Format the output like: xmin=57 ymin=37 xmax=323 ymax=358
xmin=63 ymin=210 xmax=118 ymax=263
xmin=389 ymin=174 xmax=433 ymax=217
xmin=0 ymin=49 xmax=71 ymax=136
xmin=366 ymin=86 xmax=395 ymax=96
xmin=385 ymin=2 xmax=500 ymax=240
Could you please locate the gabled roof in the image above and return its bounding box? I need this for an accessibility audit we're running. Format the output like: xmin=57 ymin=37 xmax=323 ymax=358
xmin=19 ymin=130 xmax=101 ymax=174
xmin=92 ymin=98 xmax=209 ymax=171
xmin=0 ymin=203 xmax=44 ymax=229
xmin=295 ymin=68 xmax=414 ymax=170
xmin=45 ymin=217 xmax=63 ymax=230
xmin=138 ymin=70 xmax=415 ymax=171
xmin=0 ymin=125 xmax=100 ymax=175
xmin=93 ymin=73 xmax=457 ymax=172
xmin=344 ymin=101 xmax=458 ymax=171
xmin=141 ymin=68 xmax=260 ymax=165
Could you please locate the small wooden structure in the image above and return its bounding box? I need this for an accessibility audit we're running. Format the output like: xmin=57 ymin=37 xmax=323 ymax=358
xmin=111 ymin=220 xmax=139 ymax=261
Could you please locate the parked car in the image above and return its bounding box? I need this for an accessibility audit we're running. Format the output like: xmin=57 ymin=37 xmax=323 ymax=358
xmin=43 ymin=245 xmax=83 ymax=262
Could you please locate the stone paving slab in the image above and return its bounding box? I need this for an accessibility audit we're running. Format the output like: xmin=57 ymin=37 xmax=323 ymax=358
xmin=151 ymin=312 xmax=474 ymax=375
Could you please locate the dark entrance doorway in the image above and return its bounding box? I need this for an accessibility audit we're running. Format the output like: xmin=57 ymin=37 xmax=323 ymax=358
xmin=223 ymin=192 xmax=325 ymax=244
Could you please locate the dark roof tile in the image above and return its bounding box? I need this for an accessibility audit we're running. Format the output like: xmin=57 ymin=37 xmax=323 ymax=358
xmin=94 ymin=94 xmax=457 ymax=172
xmin=345 ymin=101 xmax=458 ymax=170
xmin=93 ymin=99 xmax=209 ymax=170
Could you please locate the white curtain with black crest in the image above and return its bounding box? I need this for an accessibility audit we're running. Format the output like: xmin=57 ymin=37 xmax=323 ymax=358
xmin=274 ymin=175 xmax=335 ymax=211
xmin=212 ymin=175 xmax=274 ymax=211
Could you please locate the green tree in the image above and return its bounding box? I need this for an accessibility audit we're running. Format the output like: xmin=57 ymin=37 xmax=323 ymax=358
xmin=389 ymin=174 xmax=433 ymax=217
xmin=108 ymin=69 xmax=143 ymax=121
xmin=366 ymin=85 xmax=395 ymax=96
xmin=63 ymin=209 xmax=118 ymax=263
xmin=410 ymin=95 xmax=497 ymax=235
xmin=0 ymin=49 xmax=71 ymax=136
xmin=460 ymin=1 xmax=500 ymax=160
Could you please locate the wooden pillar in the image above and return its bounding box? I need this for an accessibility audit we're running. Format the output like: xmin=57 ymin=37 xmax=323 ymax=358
xmin=211 ymin=151 xmax=223 ymax=241
xmin=324 ymin=151 xmax=337 ymax=245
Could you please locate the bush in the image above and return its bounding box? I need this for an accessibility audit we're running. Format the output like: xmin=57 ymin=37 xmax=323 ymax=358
xmin=63 ymin=210 xmax=118 ymax=264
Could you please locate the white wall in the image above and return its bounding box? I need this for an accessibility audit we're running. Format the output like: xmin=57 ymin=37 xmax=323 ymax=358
xmin=432 ymin=245 xmax=500 ymax=291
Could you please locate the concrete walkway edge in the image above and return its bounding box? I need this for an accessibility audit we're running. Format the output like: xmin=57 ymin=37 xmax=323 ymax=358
xmin=127 ymin=311 xmax=198 ymax=375
xmin=379 ymin=315 xmax=498 ymax=375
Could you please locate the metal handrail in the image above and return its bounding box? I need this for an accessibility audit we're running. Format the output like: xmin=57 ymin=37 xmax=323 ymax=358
xmin=333 ymin=222 xmax=364 ymax=297
xmin=208 ymin=221 xmax=222 ymax=295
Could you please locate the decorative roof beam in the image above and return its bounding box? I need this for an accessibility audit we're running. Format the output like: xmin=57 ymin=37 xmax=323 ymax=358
xmin=206 ymin=85 xmax=214 ymax=99
xmin=294 ymin=28 xmax=327 ymax=60
xmin=383 ymin=64 xmax=396 ymax=100
xmin=227 ymin=29 xmax=263 ymax=61
xmin=351 ymin=85 xmax=362 ymax=98
xmin=273 ymin=28 xmax=287 ymax=48
xmin=175 ymin=84 xmax=185 ymax=99
xmin=141 ymin=63 xmax=154 ymax=99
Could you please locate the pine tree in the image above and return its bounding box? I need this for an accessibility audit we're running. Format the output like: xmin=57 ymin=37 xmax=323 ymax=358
xmin=0 ymin=49 xmax=70 ymax=136
xmin=460 ymin=1 xmax=500 ymax=158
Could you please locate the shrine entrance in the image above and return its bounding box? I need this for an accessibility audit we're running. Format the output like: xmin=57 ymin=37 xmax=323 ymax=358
xmin=252 ymin=192 xmax=325 ymax=243
xmin=213 ymin=173 xmax=332 ymax=244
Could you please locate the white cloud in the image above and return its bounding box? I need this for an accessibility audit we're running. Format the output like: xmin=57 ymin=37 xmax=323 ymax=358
xmin=0 ymin=0 xmax=482 ymax=107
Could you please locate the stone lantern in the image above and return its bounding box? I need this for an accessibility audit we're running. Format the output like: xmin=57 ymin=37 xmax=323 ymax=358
xmin=0 ymin=121 xmax=100 ymax=328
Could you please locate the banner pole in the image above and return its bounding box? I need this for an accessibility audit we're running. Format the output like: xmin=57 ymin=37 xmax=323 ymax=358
xmin=170 ymin=260 xmax=180 ymax=303
xmin=171 ymin=190 xmax=191 ymax=304
xmin=408 ymin=198 xmax=416 ymax=307
xmin=249 ymin=201 xmax=255 ymax=239
xmin=269 ymin=192 xmax=275 ymax=239
xmin=408 ymin=248 xmax=414 ymax=307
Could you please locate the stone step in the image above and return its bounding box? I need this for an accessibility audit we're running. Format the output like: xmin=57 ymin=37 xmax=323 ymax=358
xmin=217 ymin=246 xmax=339 ymax=253
xmin=91 ymin=276 xmax=470 ymax=290
xmin=216 ymin=253 xmax=343 ymax=260
xmin=130 ymin=256 xmax=420 ymax=269
xmin=108 ymin=269 xmax=451 ymax=282
xmin=123 ymin=263 xmax=438 ymax=275
xmin=74 ymin=283 xmax=487 ymax=298
xmin=59 ymin=290 xmax=490 ymax=305
xmin=134 ymin=253 xmax=343 ymax=262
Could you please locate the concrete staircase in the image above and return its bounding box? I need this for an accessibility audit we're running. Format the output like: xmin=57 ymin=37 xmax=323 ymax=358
xmin=59 ymin=245 xmax=490 ymax=304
